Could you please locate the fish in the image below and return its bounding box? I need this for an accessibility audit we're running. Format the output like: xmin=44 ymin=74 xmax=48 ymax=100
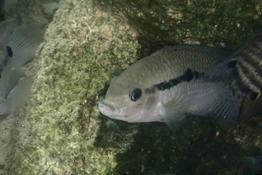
xmin=207 ymin=32 xmax=262 ymax=119
xmin=0 ymin=22 xmax=43 ymax=99
xmin=98 ymin=45 xmax=243 ymax=124
xmin=0 ymin=20 xmax=43 ymax=118
xmin=227 ymin=32 xmax=262 ymax=100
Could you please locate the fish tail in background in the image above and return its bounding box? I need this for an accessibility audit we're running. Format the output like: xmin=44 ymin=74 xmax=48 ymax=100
xmin=7 ymin=24 xmax=43 ymax=69
xmin=229 ymin=32 xmax=262 ymax=99
xmin=6 ymin=77 xmax=32 ymax=114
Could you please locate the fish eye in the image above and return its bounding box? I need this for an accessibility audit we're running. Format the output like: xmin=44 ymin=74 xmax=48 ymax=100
xmin=129 ymin=88 xmax=142 ymax=102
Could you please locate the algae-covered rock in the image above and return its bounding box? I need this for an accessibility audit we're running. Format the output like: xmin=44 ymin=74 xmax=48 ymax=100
xmin=6 ymin=0 xmax=139 ymax=174
xmin=1 ymin=0 xmax=261 ymax=174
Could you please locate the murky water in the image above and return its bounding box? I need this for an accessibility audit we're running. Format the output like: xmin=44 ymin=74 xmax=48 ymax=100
xmin=0 ymin=0 xmax=261 ymax=174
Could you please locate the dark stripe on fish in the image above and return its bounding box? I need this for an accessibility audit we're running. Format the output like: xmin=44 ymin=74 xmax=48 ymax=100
xmin=238 ymin=51 xmax=262 ymax=73
xmin=221 ymin=57 xmax=260 ymax=100
xmin=237 ymin=60 xmax=262 ymax=94
xmin=229 ymin=32 xmax=262 ymax=99
xmin=239 ymin=58 xmax=262 ymax=84
xmin=154 ymin=69 xmax=200 ymax=91
xmin=237 ymin=53 xmax=262 ymax=88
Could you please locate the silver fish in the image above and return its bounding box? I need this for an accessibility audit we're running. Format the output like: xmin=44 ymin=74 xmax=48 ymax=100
xmin=0 ymin=20 xmax=43 ymax=118
xmin=0 ymin=23 xmax=43 ymax=98
xmin=99 ymin=45 xmax=243 ymax=124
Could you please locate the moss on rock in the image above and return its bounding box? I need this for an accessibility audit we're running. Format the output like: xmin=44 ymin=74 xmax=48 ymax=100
xmin=7 ymin=0 xmax=139 ymax=174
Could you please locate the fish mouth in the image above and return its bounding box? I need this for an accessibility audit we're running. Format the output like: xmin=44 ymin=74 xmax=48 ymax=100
xmin=98 ymin=100 xmax=120 ymax=117
xmin=98 ymin=100 xmax=131 ymax=121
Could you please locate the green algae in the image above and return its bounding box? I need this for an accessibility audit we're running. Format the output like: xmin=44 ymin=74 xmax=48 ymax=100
xmin=3 ymin=0 xmax=262 ymax=174
xmin=7 ymin=0 xmax=139 ymax=174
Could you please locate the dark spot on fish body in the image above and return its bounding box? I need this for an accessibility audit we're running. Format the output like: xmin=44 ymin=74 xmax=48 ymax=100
xmin=184 ymin=68 xmax=195 ymax=81
xmin=6 ymin=46 xmax=13 ymax=57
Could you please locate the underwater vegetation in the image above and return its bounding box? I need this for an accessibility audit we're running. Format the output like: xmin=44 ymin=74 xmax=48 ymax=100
xmin=0 ymin=0 xmax=261 ymax=175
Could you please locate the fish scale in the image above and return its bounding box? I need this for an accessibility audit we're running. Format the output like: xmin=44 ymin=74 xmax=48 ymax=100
xmin=120 ymin=46 xmax=223 ymax=88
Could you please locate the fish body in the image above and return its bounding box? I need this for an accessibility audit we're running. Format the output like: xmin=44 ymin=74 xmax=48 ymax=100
xmin=0 ymin=22 xmax=43 ymax=99
xmin=0 ymin=20 xmax=43 ymax=117
xmin=99 ymin=45 xmax=243 ymax=123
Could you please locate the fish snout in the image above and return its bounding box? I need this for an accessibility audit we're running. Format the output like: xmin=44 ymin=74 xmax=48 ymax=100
xmin=98 ymin=100 xmax=117 ymax=116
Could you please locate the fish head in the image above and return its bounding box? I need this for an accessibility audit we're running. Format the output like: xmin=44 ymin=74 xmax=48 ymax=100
xmin=98 ymin=75 xmax=165 ymax=123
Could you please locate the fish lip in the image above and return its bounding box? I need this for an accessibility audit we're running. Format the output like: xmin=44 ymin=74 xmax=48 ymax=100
xmin=98 ymin=100 xmax=119 ymax=117
xmin=98 ymin=100 xmax=132 ymax=121
xmin=98 ymin=100 xmax=115 ymax=111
